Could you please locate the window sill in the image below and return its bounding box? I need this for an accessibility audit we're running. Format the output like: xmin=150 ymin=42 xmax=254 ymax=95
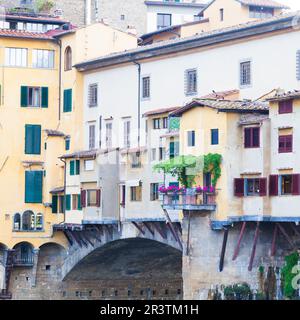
xmin=13 ymin=229 xmax=44 ymax=233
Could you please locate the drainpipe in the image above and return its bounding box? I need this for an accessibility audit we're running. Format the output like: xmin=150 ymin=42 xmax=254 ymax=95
xmin=133 ymin=61 xmax=141 ymax=150
xmin=86 ymin=0 xmax=92 ymax=25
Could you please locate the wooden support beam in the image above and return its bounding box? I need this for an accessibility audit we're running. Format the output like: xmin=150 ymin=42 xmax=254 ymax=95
xmin=162 ymin=208 xmax=183 ymax=249
xmin=248 ymin=222 xmax=260 ymax=271
xmin=271 ymin=224 xmax=278 ymax=257
xmin=175 ymin=222 xmax=182 ymax=236
xmin=131 ymin=222 xmax=145 ymax=235
xmin=64 ymin=230 xmax=74 ymax=246
xmin=186 ymin=211 xmax=191 ymax=256
xmin=290 ymin=223 xmax=300 ymax=238
xmin=82 ymin=231 xmax=94 ymax=247
xmin=219 ymin=228 xmax=229 ymax=272
xmin=103 ymin=225 xmax=113 ymax=239
xmin=90 ymin=229 xmax=102 ymax=243
xmin=69 ymin=231 xmax=82 ymax=248
xmin=73 ymin=231 xmax=88 ymax=248
xmin=152 ymin=222 xmax=167 ymax=239
xmin=232 ymin=222 xmax=247 ymax=261
xmin=277 ymin=223 xmax=294 ymax=248
xmin=143 ymin=222 xmax=154 ymax=236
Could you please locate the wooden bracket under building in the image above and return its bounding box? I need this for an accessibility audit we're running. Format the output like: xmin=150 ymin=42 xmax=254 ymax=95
xmin=248 ymin=222 xmax=260 ymax=271
xmin=232 ymin=221 xmax=246 ymax=261
xmin=219 ymin=227 xmax=229 ymax=272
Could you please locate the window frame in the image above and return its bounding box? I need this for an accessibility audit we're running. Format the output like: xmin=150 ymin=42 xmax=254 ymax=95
xmin=187 ymin=130 xmax=195 ymax=147
xmin=185 ymin=68 xmax=197 ymax=96
xmin=32 ymin=49 xmax=54 ymax=69
xmin=244 ymin=127 xmax=260 ymax=149
xmin=142 ymin=76 xmax=151 ymax=100
xmin=278 ymin=134 xmax=293 ymax=153
xmin=88 ymin=83 xmax=98 ymax=108
xmin=240 ymin=60 xmax=252 ymax=87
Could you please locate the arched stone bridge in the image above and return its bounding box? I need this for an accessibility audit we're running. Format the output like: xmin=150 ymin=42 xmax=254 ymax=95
xmin=58 ymin=219 xmax=183 ymax=280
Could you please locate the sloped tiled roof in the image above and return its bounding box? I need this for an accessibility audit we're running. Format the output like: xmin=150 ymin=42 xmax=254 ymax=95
xmin=0 ymin=29 xmax=55 ymax=40
xmin=60 ymin=149 xmax=97 ymax=159
xmin=267 ymin=90 xmax=300 ymax=101
xmin=239 ymin=114 xmax=270 ymax=125
xmin=171 ymin=98 xmax=269 ymax=116
xmin=237 ymin=0 xmax=289 ymax=9
xmin=200 ymin=89 xmax=240 ymax=100
xmin=143 ymin=106 xmax=180 ymax=117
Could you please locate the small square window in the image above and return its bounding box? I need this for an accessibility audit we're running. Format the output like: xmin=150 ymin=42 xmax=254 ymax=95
xmin=279 ymin=100 xmax=293 ymax=114
xmin=187 ymin=131 xmax=195 ymax=147
xmin=244 ymin=127 xmax=260 ymax=148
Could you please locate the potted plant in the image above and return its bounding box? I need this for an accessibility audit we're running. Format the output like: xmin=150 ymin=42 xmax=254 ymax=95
xmin=36 ymin=0 xmax=54 ymax=14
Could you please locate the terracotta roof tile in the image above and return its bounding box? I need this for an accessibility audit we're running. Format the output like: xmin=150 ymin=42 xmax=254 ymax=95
xmin=0 ymin=29 xmax=54 ymax=39
xmin=267 ymin=90 xmax=300 ymax=101
xmin=143 ymin=106 xmax=180 ymax=117
xmin=61 ymin=149 xmax=97 ymax=159
xmin=171 ymin=98 xmax=268 ymax=116
xmin=200 ymin=89 xmax=240 ymax=100
xmin=237 ymin=0 xmax=289 ymax=9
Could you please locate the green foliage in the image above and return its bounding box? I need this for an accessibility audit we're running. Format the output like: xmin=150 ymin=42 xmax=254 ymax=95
xmin=154 ymin=153 xmax=222 ymax=188
xmin=259 ymin=265 xmax=265 ymax=274
xmin=36 ymin=0 xmax=54 ymax=12
xmin=154 ymin=155 xmax=199 ymax=188
xmin=204 ymin=153 xmax=222 ymax=186
xmin=224 ymin=283 xmax=251 ymax=300
xmin=281 ymin=252 xmax=299 ymax=299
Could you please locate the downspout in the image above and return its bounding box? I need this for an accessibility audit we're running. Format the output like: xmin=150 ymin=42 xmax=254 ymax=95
xmin=133 ymin=61 xmax=141 ymax=149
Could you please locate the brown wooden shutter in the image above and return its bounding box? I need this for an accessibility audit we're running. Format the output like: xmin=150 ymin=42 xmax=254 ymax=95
xmin=269 ymin=175 xmax=278 ymax=196
xmin=96 ymin=189 xmax=101 ymax=207
xmin=234 ymin=178 xmax=244 ymax=197
xmin=259 ymin=178 xmax=267 ymax=197
xmin=292 ymin=174 xmax=300 ymax=195
xmin=81 ymin=190 xmax=86 ymax=208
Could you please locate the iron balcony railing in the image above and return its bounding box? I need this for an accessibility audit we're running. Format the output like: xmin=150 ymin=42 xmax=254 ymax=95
xmin=162 ymin=191 xmax=217 ymax=211
xmin=13 ymin=255 xmax=34 ymax=267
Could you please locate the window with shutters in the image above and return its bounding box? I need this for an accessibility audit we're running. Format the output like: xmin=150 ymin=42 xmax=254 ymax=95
xmin=105 ymin=122 xmax=113 ymax=148
xmin=280 ymin=175 xmax=293 ymax=195
xmin=244 ymin=127 xmax=260 ymax=148
xmin=70 ymin=160 xmax=80 ymax=176
xmin=278 ymin=135 xmax=293 ymax=153
xmin=185 ymin=69 xmax=197 ymax=95
xmin=163 ymin=117 xmax=168 ymax=129
xmin=63 ymin=89 xmax=72 ymax=112
xmin=187 ymin=131 xmax=195 ymax=147
xmin=89 ymin=123 xmax=96 ymax=150
xmin=130 ymin=186 xmax=142 ymax=201
xmin=153 ymin=118 xmax=160 ymax=129
xmin=72 ymin=194 xmax=82 ymax=210
xmin=240 ymin=60 xmax=251 ymax=87
xmin=87 ymin=190 xmax=100 ymax=207
xmin=150 ymin=183 xmax=159 ymax=201
xmin=59 ymin=195 xmax=65 ymax=213
xmin=123 ymin=120 xmax=131 ymax=148
xmin=65 ymin=137 xmax=70 ymax=151
xmin=245 ymin=178 xmax=260 ymax=196
xmin=21 ymin=86 xmax=48 ymax=108
xmin=142 ymin=76 xmax=150 ymax=99
xmin=279 ymin=100 xmax=293 ymax=114
xmin=235 ymin=178 xmax=266 ymax=197
xmin=25 ymin=171 xmax=43 ymax=203
xmin=25 ymin=124 xmax=41 ymax=155
xmin=88 ymin=84 xmax=98 ymax=107
xmin=32 ymin=49 xmax=54 ymax=69
xmin=211 ymin=129 xmax=219 ymax=145
xmin=5 ymin=47 xmax=27 ymax=67
xmin=159 ymin=147 xmax=166 ymax=161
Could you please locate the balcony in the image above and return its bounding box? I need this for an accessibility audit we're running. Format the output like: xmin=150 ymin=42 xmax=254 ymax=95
xmin=162 ymin=191 xmax=217 ymax=211
xmin=13 ymin=255 xmax=34 ymax=267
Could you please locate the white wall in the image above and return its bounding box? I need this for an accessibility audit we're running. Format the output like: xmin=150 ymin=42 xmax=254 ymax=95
xmin=146 ymin=4 xmax=202 ymax=32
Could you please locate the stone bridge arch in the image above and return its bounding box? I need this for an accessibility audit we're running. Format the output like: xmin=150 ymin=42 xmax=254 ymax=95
xmin=59 ymin=220 xmax=183 ymax=281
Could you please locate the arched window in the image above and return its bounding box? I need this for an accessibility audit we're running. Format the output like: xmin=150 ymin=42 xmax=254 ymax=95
xmin=13 ymin=213 xmax=21 ymax=231
xmin=64 ymin=46 xmax=72 ymax=71
xmin=22 ymin=211 xmax=35 ymax=231
xmin=35 ymin=213 xmax=43 ymax=231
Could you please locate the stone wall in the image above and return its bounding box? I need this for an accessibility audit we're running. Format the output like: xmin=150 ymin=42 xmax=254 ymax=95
xmin=182 ymin=213 xmax=294 ymax=299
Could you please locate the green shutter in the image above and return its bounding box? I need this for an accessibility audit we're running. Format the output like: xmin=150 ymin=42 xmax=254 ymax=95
xmin=66 ymin=194 xmax=71 ymax=211
xmin=25 ymin=171 xmax=43 ymax=203
xmin=52 ymin=195 xmax=58 ymax=214
xmin=25 ymin=125 xmax=41 ymax=155
xmin=41 ymin=87 xmax=48 ymax=108
xmin=21 ymin=86 xmax=28 ymax=107
xmin=77 ymin=194 xmax=82 ymax=210
xmin=70 ymin=160 xmax=75 ymax=176
xmin=76 ymin=160 xmax=80 ymax=175
xmin=170 ymin=142 xmax=175 ymax=159
xmin=63 ymin=89 xmax=72 ymax=112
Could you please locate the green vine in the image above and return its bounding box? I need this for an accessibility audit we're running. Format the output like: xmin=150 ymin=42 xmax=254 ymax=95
xmin=281 ymin=252 xmax=299 ymax=299
xmin=153 ymin=153 xmax=222 ymax=188
xmin=204 ymin=153 xmax=222 ymax=186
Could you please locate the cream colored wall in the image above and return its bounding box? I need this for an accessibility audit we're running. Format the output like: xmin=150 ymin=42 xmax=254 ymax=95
xmin=180 ymin=106 xmax=230 ymax=220
xmin=0 ymin=37 xmax=66 ymax=249
xmin=203 ymin=0 xmax=283 ymax=31
xmin=180 ymin=21 xmax=211 ymax=38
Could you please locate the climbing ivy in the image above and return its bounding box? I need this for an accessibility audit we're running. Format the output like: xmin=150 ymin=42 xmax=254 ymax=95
xmin=281 ymin=252 xmax=299 ymax=299
xmin=153 ymin=153 xmax=222 ymax=188
xmin=204 ymin=153 xmax=222 ymax=186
